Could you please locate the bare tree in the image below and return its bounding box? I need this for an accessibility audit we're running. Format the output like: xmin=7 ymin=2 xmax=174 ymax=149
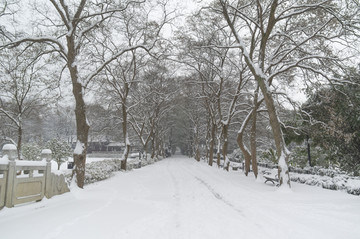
xmin=140 ymin=62 xmax=177 ymax=160
xmin=176 ymin=10 xmax=255 ymax=170
xmin=95 ymin=1 xmax=174 ymax=168
xmin=1 ymin=0 xmax=172 ymax=187
xmin=0 ymin=46 xmax=57 ymax=158
xmin=217 ymin=0 xmax=359 ymax=187
xmin=0 ymin=0 xmax=19 ymax=41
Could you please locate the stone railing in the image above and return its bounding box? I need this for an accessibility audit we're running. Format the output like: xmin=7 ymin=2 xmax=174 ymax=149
xmin=0 ymin=144 xmax=69 ymax=209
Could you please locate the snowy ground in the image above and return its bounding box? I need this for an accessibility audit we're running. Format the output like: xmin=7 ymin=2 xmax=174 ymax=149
xmin=1 ymin=155 xmax=359 ymax=239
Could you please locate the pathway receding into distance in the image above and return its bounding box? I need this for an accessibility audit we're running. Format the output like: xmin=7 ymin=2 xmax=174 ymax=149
xmin=1 ymin=156 xmax=359 ymax=239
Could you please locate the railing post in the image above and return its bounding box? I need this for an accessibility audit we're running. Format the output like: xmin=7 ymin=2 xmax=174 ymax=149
xmin=3 ymin=144 xmax=17 ymax=208
xmin=42 ymin=149 xmax=52 ymax=199
xmin=2 ymin=144 xmax=17 ymax=161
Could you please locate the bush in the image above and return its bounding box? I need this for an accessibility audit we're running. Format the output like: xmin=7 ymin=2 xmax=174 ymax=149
xmin=84 ymin=159 xmax=122 ymax=184
xmin=63 ymin=157 xmax=157 ymax=186
xmin=22 ymin=143 xmax=41 ymax=161
xmin=260 ymin=148 xmax=277 ymax=164
xmin=46 ymin=139 xmax=72 ymax=170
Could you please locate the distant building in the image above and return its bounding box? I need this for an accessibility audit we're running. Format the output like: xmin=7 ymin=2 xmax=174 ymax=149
xmin=105 ymin=142 xmax=125 ymax=152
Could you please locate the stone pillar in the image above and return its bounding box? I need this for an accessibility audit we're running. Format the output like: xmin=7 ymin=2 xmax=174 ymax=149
xmin=42 ymin=149 xmax=52 ymax=199
xmin=3 ymin=144 xmax=17 ymax=208
xmin=2 ymin=144 xmax=17 ymax=161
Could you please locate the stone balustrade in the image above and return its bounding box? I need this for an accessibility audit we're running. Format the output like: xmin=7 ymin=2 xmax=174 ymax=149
xmin=0 ymin=144 xmax=69 ymax=209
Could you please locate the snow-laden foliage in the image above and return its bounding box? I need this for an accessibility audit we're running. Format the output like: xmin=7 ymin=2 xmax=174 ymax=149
xmin=228 ymin=151 xmax=360 ymax=195
xmin=83 ymin=160 xmax=123 ymax=185
xmin=63 ymin=157 xmax=159 ymax=186
xmin=46 ymin=139 xmax=72 ymax=170
xmin=257 ymin=162 xmax=360 ymax=195
xmin=290 ymin=173 xmax=360 ymax=195
xmin=21 ymin=143 xmax=42 ymax=161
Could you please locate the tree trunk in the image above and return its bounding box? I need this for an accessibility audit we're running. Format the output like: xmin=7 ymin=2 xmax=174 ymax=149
xmin=250 ymin=118 xmax=258 ymax=178
xmin=17 ymin=125 xmax=22 ymax=160
xmin=151 ymin=131 xmax=155 ymax=159
xmin=194 ymin=126 xmax=200 ymax=162
xmin=205 ymin=118 xmax=211 ymax=162
xmin=237 ymin=109 xmax=255 ymax=176
xmin=222 ymin=124 xmax=230 ymax=171
xmin=209 ymin=121 xmax=216 ymax=166
xmin=237 ymin=131 xmax=251 ymax=176
xmin=142 ymin=145 xmax=148 ymax=160
xmin=257 ymin=78 xmax=290 ymax=187
xmin=121 ymin=103 xmax=130 ymax=170
xmin=195 ymin=147 xmax=200 ymax=162
xmin=306 ymin=135 xmax=312 ymax=167
xmin=250 ymin=87 xmax=259 ymax=178
xmin=216 ymin=132 xmax=221 ymax=167
xmin=69 ymin=39 xmax=89 ymax=188
xmin=72 ymin=81 xmax=89 ymax=189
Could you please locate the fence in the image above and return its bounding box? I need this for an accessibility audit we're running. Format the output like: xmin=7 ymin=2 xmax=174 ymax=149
xmin=0 ymin=144 xmax=69 ymax=209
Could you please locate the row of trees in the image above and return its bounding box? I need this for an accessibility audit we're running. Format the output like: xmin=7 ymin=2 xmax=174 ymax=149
xmin=1 ymin=0 xmax=359 ymax=188
xmin=1 ymin=0 xmax=178 ymax=188
xmin=172 ymin=0 xmax=360 ymax=186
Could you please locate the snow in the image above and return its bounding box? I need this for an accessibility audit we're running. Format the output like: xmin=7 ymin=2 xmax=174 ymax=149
xmin=278 ymin=152 xmax=291 ymax=189
xmin=0 ymin=155 xmax=9 ymax=164
xmin=126 ymin=136 xmax=131 ymax=146
xmin=74 ymin=140 xmax=84 ymax=155
xmin=41 ymin=149 xmax=52 ymax=154
xmin=0 ymin=156 xmax=359 ymax=239
xmin=15 ymin=160 xmax=46 ymax=167
xmin=2 ymin=144 xmax=17 ymax=150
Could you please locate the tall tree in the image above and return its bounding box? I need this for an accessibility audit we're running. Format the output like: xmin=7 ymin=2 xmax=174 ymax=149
xmin=217 ymin=0 xmax=359 ymax=187
xmin=1 ymin=0 xmax=170 ymax=187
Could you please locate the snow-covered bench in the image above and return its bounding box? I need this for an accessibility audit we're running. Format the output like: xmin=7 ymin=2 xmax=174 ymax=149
xmin=263 ymin=171 xmax=279 ymax=186
xmin=264 ymin=175 xmax=279 ymax=185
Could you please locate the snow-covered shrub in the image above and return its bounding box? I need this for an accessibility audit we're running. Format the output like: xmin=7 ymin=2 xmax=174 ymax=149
xmin=83 ymin=159 xmax=122 ymax=184
xmin=288 ymin=146 xmax=308 ymax=168
xmin=46 ymin=139 xmax=72 ymax=170
xmin=22 ymin=143 xmax=42 ymax=161
xmin=287 ymin=145 xmax=338 ymax=169
xmin=347 ymin=187 xmax=360 ymax=195
xmin=260 ymin=162 xmax=360 ymax=195
xmin=289 ymin=172 xmax=360 ymax=195
xmin=260 ymin=148 xmax=277 ymax=164
xmin=62 ymin=157 xmax=158 ymax=186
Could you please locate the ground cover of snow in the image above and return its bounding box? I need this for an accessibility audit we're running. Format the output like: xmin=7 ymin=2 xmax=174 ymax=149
xmin=1 ymin=155 xmax=359 ymax=239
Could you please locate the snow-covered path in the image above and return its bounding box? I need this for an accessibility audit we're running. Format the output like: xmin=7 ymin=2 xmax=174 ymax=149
xmin=1 ymin=156 xmax=359 ymax=239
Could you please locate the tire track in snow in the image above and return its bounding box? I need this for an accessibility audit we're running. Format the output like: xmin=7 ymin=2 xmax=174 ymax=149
xmin=166 ymin=160 xmax=182 ymax=235
xmin=194 ymin=176 xmax=245 ymax=217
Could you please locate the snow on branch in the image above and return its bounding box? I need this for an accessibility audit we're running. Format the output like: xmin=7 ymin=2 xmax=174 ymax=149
xmin=266 ymin=18 xmax=338 ymax=72
xmin=1 ymin=36 xmax=67 ymax=57
xmin=220 ymin=1 xmax=268 ymax=81
xmin=0 ymin=108 xmax=20 ymax=127
xmin=268 ymin=54 xmax=339 ymax=80
xmin=77 ymin=0 xmax=146 ymax=22
xmin=85 ymin=45 xmax=151 ymax=87
xmin=49 ymin=0 xmax=72 ymax=29
xmin=276 ymin=1 xmax=331 ymax=21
